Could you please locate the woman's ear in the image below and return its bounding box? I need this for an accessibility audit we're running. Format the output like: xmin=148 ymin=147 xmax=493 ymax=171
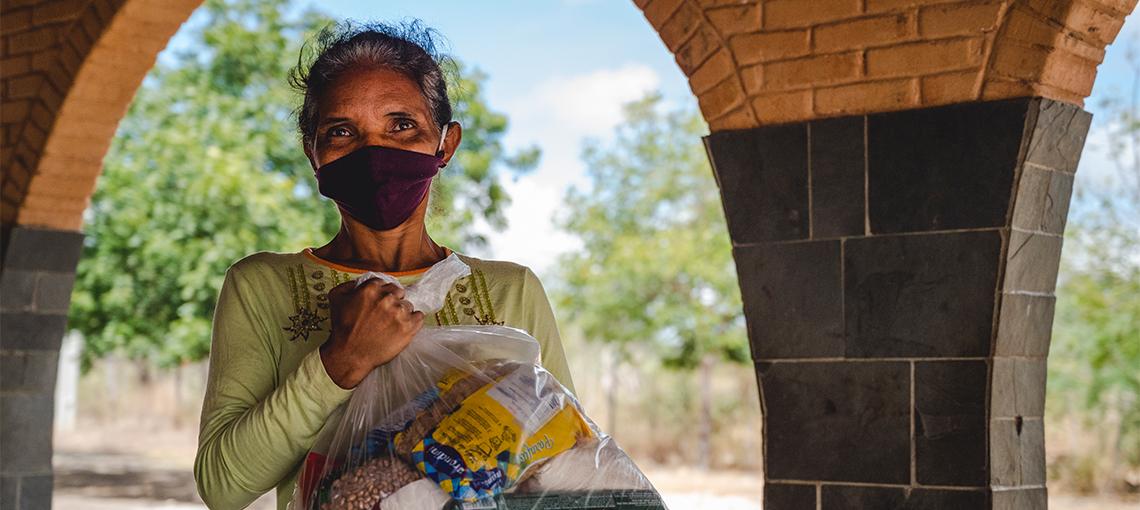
xmin=440 ymin=122 xmax=462 ymax=167
xmin=304 ymin=139 xmax=319 ymax=173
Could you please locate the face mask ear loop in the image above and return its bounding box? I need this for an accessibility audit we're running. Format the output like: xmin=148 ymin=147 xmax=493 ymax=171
xmin=435 ymin=123 xmax=450 ymax=164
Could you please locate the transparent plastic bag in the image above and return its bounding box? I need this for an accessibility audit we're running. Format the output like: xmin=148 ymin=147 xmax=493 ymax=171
xmin=289 ymin=255 xmax=665 ymax=510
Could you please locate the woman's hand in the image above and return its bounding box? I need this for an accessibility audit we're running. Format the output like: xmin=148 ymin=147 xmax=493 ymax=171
xmin=319 ymin=279 xmax=424 ymax=389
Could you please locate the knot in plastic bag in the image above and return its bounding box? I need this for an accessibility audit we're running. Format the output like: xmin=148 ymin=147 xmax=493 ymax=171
xmin=354 ymin=253 xmax=471 ymax=315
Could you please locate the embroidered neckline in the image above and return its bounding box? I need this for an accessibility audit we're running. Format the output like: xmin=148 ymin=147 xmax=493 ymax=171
xmin=301 ymin=246 xmax=453 ymax=276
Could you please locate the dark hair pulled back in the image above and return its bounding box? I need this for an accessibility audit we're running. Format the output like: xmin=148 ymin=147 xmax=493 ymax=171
xmin=289 ymin=19 xmax=454 ymax=149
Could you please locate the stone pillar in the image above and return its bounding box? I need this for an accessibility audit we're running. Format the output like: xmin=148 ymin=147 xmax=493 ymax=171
xmin=1 ymin=226 xmax=85 ymax=510
xmin=704 ymin=97 xmax=1090 ymax=510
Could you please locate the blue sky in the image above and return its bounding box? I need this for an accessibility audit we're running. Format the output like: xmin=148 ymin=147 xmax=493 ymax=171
xmin=165 ymin=1 xmax=1138 ymax=276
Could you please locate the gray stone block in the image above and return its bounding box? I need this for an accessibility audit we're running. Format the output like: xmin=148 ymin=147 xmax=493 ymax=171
xmin=810 ymin=116 xmax=865 ymax=239
xmin=0 ymin=475 xmax=16 ymax=510
xmin=993 ymin=487 xmax=1047 ymax=510
xmin=867 ymin=98 xmax=1028 ymax=234
xmin=990 ymin=418 xmax=1022 ymax=486
xmin=704 ymin=124 xmax=810 ymax=243
xmin=19 ymin=474 xmax=51 ymax=510
xmin=992 ymin=357 xmax=1048 ymax=419
xmin=764 ymin=483 xmax=816 ymax=509
xmin=34 ymin=272 xmax=76 ymax=314
xmin=0 ymin=270 xmax=36 ymax=312
xmin=844 ymin=231 xmax=1001 ymax=358
xmin=994 ymin=293 xmax=1055 ymax=357
xmin=0 ymin=313 xmax=68 ymax=351
xmin=1004 ymin=230 xmax=1063 ymax=294
xmin=758 ymin=361 xmax=910 ymax=484
xmin=0 ymin=394 xmax=54 ymax=473
xmin=0 ymin=352 xmax=59 ymax=393
xmin=735 ymin=241 xmax=844 ymax=359
xmin=1010 ymin=165 xmax=1073 ymax=235
xmin=1025 ymin=99 xmax=1092 ymax=174
xmin=915 ymin=360 xmax=989 ymax=486
xmin=2 ymin=227 xmax=85 ymax=272
xmin=1021 ymin=419 xmax=1046 ymax=486
xmin=821 ymin=485 xmax=989 ymax=509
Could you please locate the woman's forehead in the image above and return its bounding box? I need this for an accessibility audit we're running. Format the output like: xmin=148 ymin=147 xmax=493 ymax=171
xmin=319 ymin=67 xmax=431 ymax=121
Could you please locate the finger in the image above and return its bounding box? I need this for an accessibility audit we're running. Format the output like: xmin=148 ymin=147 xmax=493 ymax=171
xmin=398 ymin=299 xmax=415 ymax=315
xmin=355 ymin=277 xmax=388 ymax=297
xmin=379 ymin=283 xmax=406 ymax=300
xmin=327 ymin=279 xmax=357 ymax=299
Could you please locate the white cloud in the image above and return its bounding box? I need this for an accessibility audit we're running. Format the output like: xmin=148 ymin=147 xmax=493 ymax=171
xmin=475 ymin=64 xmax=661 ymax=278
xmin=505 ymin=64 xmax=661 ymax=139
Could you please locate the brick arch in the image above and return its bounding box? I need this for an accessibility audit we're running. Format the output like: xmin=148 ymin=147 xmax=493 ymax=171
xmin=1 ymin=0 xmax=202 ymax=231
xmin=641 ymin=0 xmax=1130 ymax=128
xmin=0 ymin=1 xmax=1136 ymax=510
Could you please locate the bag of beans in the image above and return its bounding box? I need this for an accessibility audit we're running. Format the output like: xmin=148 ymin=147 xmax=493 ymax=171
xmin=289 ymin=257 xmax=664 ymax=510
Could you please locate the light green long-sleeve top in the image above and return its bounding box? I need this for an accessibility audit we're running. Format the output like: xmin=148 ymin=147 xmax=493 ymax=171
xmin=194 ymin=248 xmax=575 ymax=510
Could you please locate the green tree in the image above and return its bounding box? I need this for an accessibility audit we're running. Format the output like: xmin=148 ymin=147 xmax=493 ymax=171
xmin=554 ymin=93 xmax=748 ymax=468
xmin=69 ymin=0 xmax=536 ymax=369
xmin=1046 ymin=43 xmax=1140 ymax=492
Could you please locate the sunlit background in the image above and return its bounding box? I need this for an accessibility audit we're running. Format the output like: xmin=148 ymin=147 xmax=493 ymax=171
xmin=53 ymin=1 xmax=1138 ymax=509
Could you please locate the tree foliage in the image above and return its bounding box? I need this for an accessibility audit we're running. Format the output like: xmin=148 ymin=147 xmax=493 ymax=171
xmin=553 ymin=93 xmax=748 ymax=369
xmin=69 ymin=0 xmax=536 ymax=368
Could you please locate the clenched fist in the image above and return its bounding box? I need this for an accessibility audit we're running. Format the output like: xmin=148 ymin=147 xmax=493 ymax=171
xmin=319 ymin=278 xmax=424 ymax=389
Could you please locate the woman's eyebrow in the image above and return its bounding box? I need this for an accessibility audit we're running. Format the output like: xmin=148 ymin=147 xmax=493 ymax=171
xmin=317 ymin=116 xmax=352 ymax=128
xmin=384 ymin=110 xmax=420 ymax=119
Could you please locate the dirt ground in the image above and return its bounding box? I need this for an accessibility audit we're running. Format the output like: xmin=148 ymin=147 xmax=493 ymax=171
xmin=51 ymin=448 xmax=1138 ymax=510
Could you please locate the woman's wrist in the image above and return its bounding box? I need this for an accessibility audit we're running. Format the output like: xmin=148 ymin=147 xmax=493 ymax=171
xmin=319 ymin=339 xmax=365 ymax=389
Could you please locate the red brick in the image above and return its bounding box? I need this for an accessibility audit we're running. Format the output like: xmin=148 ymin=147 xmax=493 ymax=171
xmin=866 ymin=0 xmax=960 ymax=14
xmin=765 ymin=0 xmax=861 ymax=29
xmin=675 ymin=24 xmax=721 ymax=75
xmin=31 ymin=48 xmax=57 ymax=71
xmin=6 ymin=74 xmax=42 ymax=98
xmin=689 ymin=48 xmax=736 ymax=94
xmin=706 ymin=4 xmax=761 ymax=36
xmin=813 ymin=12 xmax=916 ymax=52
xmin=658 ymin=2 xmax=704 ymax=51
xmin=740 ymin=63 xmax=763 ymax=93
xmin=1 ymin=8 xmax=32 ymax=34
xmin=921 ymin=70 xmax=978 ymax=104
xmin=729 ymin=29 xmax=810 ymax=65
xmin=989 ymin=41 xmax=1050 ymax=81
xmin=919 ymin=1 xmax=1004 ymax=37
xmin=25 ymin=169 xmax=100 ymax=200
xmin=1002 ymin=6 xmax=1106 ymax=63
xmin=751 ymin=89 xmax=812 ymax=124
xmin=1040 ymin=48 xmax=1099 ymax=97
xmin=708 ymin=105 xmax=757 ymax=131
xmin=32 ymin=0 xmax=87 ymax=25
xmin=815 ymin=78 xmax=919 ymax=115
xmin=696 ymin=0 xmax=760 ymax=6
xmin=1062 ymin=0 xmax=1125 ymax=47
xmin=644 ymin=0 xmax=685 ymax=27
xmin=6 ymin=27 xmax=60 ymax=54
xmin=763 ymin=52 xmax=860 ymax=90
xmin=865 ymin=37 xmax=984 ymax=78
xmin=0 ymin=100 xmax=29 ymax=124
xmin=697 ymin=76 xmax=746 ymax=121
xmin=1 ymin=55 xmax=31 ymax=76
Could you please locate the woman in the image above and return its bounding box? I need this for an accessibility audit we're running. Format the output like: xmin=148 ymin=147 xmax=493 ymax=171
xmin=194 ymin=21 xmax=575 ymax=510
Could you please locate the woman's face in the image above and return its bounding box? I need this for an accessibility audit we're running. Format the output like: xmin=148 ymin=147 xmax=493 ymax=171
xmin=305 ymin=66 xmax=459 ymax=169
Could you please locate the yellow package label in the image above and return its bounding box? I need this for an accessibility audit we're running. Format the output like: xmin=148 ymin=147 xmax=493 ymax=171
xmin=407 ymin=367 xmax=594 ymax=501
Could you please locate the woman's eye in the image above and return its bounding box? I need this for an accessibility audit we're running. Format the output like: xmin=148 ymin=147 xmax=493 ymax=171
xmin=394 ymin=120 xmax=415 ymax=131
xmin=328 ymin=127 xmax=352 ymax=137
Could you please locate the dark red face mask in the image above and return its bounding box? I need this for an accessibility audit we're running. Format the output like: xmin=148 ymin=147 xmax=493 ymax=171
xmin=315 ymin=124 xmax=449 ymax=231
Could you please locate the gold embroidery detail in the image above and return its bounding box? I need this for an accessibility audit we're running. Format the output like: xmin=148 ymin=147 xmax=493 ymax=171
xmin=283 ymin=307 xmax=326 ymax=342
